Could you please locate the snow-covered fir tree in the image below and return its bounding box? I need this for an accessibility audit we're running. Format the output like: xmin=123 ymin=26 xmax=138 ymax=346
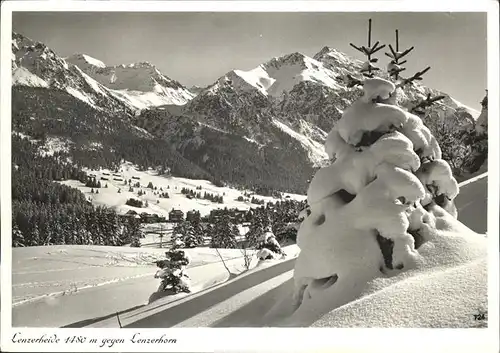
xmin=272 ymin=22 xmax=488 ymax=327
xmin=172 ymin=221 xmax=200 ymax=248
xmin=256 ymin=225 xmax=285 ymax=260
xmin=154 ymin=246 xmax=192 ymax=294
xmin=210 ymin=214 xmax=238 ymax=248
xmin=245 ymin=212 xmax=266 ymax=246
xmin=126 ymin=217 xmax=142 ymax=247
xmin=12 ymin=223 xmax=25 ymax=247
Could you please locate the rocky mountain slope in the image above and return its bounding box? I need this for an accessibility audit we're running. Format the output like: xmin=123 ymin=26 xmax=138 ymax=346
xmin=12 ymin=31 xmax=480 ymax=194
xmin=11 ymin=32 xmax=210 ymax=181
xmin=132 ymin=48 xmax=479 ymax=193
xmin=66 ymin=54 xmax=195 ymax=109
xmin=12 ymin=33 xmax=137 ymax=117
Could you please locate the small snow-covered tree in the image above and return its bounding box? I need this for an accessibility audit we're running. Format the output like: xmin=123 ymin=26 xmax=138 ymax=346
xmin=12 ymin=223 xmax=25 ymax=247
xmin=154 ymin=248 xmax=191 ymax=294
xmin=126 ymin=217 xmax=142 ymax=247
xmin=29 ymin=223 xmax=40 ymax=246
xmin=173 ymin=221 xmax=200 ymax=248
xmin=256 ymin=226 xmax=285 ymax=260
xmin=210 ymin=214 xmax=238 ymax=249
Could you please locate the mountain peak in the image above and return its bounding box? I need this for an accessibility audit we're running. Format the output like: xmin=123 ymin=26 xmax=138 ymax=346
xmin=117 ymin=61 xmax=156 ymax=69
xmin=12 ymin=31 xmax=33 ymax=44
xmin=313 ymin=46 xmax=361 ymax=67
xmin=66 ymin=53 xmax=106 ymax=69
xmin=266 ymin=52 xmax=308 ymax=68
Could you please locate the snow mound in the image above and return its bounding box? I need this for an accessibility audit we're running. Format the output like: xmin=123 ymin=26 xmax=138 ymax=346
xmin=312 ymin=257 xmax=486 ymax=328
xmin=267 ymin=205 xmax=487 ymax=327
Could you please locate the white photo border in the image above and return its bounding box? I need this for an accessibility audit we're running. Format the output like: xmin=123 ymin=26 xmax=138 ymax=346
xmin=1 ymin=1 xmax=498 ymax=353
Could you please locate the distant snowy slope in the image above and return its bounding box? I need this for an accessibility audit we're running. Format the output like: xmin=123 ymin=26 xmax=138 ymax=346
xmin=313 ymin=46 xmax=364 ymax=75
xmin=12 ymin=67 xmax=48 ymax=87
xmin=209 ymin=52 xmax=343 ymax=98
xmin=60 ymin=162 xmax=306 ymax=218
xmin=447 ymin=96 xmax=481 ymax=120
xmin=70 ymin=60 xmax=195 ymax=109
xmin=263 ymin=52 xmax=344 ymax=96
xmin=12 ymin=32 xmax=136 ymax=116
xmin=271 ymin=119 xmax=329 ymax=167
xmin=65 ymin=53 xmax=106 ymax=71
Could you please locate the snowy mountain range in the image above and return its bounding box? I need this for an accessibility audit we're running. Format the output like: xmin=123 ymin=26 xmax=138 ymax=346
xmin=65 ymin=54 xmax=195 ymax=109
xmin=11 ymin=31 xmax=481 ymax=194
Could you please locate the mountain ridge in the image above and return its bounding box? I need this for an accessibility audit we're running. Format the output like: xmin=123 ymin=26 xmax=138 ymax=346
xmin=12 ymin=31 xmax=480 ymax=194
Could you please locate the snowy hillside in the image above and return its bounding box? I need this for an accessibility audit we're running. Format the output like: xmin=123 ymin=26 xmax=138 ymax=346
xmin=10 ymin=172 xmax=487 ymax=328
xmin=60 ymin=162 xmax=306 ymax=218
xmin=210 ymin=52 xmax=344 ymax=98
xmin=12 ymin=67 xmax=48 ymax=88
xmin=68 ymin=59 xmax=195 ymax=109
xmin=12 ymin=32 xmax=137 ymax=116
xmin=65 ymin=53 xmax=106 ymax=72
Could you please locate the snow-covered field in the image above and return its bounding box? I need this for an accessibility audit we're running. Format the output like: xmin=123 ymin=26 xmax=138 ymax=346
xmin=60 ymin=162 xmax=306 ymax=218
xmin=11 ymin=244 xmax=281 ymax=327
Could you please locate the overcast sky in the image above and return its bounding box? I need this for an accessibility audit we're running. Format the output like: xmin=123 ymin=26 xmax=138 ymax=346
xmin=13 ymin=12 xmax=487 ymax=110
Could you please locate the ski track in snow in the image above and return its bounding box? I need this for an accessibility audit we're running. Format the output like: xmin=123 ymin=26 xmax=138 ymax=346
xmin=11 ymin=244 xmax=262 ymax=311
xmin=12 ymin=272 xmax=156 ymax=307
